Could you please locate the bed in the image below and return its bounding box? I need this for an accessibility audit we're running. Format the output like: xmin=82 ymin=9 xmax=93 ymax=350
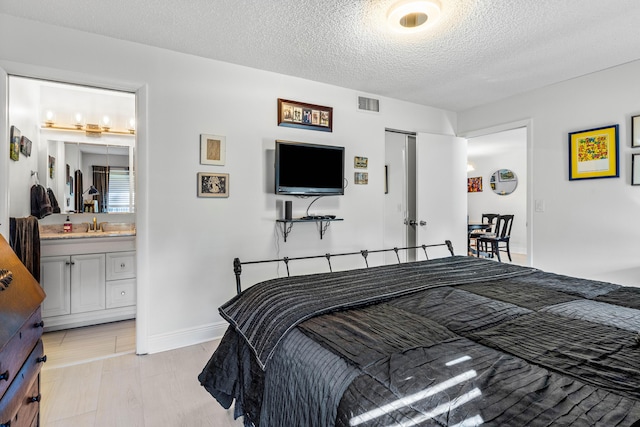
xmin=198 ymin=243 xmax=640 ymax=426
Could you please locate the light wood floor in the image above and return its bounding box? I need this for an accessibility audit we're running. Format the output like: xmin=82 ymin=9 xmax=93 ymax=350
xmin=41 ymin=321 xmax=243 ymax=426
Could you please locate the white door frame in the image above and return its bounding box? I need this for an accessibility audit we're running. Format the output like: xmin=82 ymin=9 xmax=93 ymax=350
xmin=458 ymin=119 xmax=533 ymax=266
xmin=0 ymin=62 xmax=150 ymax=354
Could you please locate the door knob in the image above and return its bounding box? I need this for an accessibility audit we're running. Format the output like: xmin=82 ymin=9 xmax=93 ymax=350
xmin=408 ymin=220 xmax=418 ymax=226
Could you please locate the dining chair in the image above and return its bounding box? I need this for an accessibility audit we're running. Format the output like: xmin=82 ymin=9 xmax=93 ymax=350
xmin=468 ymin=213 xmax=498 ymax=253
xmin=477 ymin=214 xmax=514 ymax=262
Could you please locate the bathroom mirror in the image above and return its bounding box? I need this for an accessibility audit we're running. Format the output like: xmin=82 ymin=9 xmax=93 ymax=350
xmin=64 ymin=142 xmax=134 ymax=213
xmin=489 ymin=169 xmax=518 ymax=196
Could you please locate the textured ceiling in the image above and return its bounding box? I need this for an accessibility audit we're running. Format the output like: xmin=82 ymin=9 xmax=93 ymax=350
xmin=3 ymin=0 xmax=640 ymax=112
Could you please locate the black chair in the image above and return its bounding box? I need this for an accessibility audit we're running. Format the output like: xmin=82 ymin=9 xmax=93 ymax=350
xmin=468 ymin=213 xmax=498 ymax=254
xmin=477 ymin=214 xmax=514 ymax=262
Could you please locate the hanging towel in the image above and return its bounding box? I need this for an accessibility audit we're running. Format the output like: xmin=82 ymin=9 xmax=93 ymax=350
xmin=9 ymin=216 xmax=41 ymax=282
xmin=30 ymin=184 xmax=52 ymax=219
xmin=47 ymin=187 xmax=61 ymax=213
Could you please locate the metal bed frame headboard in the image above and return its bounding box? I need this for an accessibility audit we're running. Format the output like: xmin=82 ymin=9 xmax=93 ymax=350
xmin=233 ymin=240 xmax=454 ymax=294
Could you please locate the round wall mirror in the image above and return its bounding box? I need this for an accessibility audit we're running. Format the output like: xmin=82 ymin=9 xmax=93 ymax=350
xmin=490 ymin=169 xmax=518 ymax=195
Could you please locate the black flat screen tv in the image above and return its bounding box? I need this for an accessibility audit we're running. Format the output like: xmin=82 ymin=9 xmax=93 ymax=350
xmin=275 ymin=140 xmax=345 ymax=195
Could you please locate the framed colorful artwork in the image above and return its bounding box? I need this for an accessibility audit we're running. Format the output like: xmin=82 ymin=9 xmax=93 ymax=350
xmin=9 ymin=126 xmax=20 ymax=161
xmin=468 ymin=176 xmax=483 ymax=192
xmin=568 ymin=124 xmax=619 ymax=180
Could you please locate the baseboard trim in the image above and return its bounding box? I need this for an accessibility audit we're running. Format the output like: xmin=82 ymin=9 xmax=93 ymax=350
xmin=145 ymin=321 xmax=228 ymax=354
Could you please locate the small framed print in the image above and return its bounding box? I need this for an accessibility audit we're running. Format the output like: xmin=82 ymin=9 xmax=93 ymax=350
xmin=633 ymin=115 xmax=640 ymax=147
xmin=354 ymin=156 xmax=368 ymax=169
xmin=633 ymin=154 xmax=640 ymax=185
xmin=9 ymin=126 xmax=20 ymax=161
xmin=468 ymin=176 xmax=483 ymax=192
xmin=200 ymin=134 xmax=226 ymax=166
xmin=354 ymin=172 xmax=368 ymax=185
xmin=277 ymin=98 xmax=333 ymax=132
xmin=20 ymin=136 xmax=32 ymax=157
xmin=198 ymin=172 xmax=229 ymax=198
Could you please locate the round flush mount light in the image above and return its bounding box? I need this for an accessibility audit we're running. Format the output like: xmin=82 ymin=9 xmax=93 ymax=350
xmin=387 ymin=0 xmax=441 ymax=33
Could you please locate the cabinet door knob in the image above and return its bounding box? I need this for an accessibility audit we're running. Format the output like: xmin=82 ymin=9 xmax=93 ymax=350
xmin=34 ymin=320 xmax=45 ymax=328
xmin=0 ymin=370 xmax=8 ymax=381
xmin=28 ymin=394 xmax=41 ymax=403
xmin=121 ymin=291 xmax=126 ymax=296
xmin=36 ymin=355 xmax=47 ymax=364
xmin=121 ymin=263 xmax=126 ymax=268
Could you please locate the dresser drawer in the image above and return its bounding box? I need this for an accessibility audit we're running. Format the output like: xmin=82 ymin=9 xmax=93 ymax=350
xmin=106 ymin=251 xmax=136 ymax=281
xmin=0 ymin=308 xmax=43 ymax=401
xmin=0 ymin=340 xmax=44 ymax=426
xmin=106 ymin=279 xmax=136 ymax=308
xmin=13 ymin=374 xmax=39 ymax=427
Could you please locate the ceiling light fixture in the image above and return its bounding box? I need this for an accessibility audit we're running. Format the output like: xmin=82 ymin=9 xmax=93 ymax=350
xmin=387 ymin=0 xmax=441 ymax=33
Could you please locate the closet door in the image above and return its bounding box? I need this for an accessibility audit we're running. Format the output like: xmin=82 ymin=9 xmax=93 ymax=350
xmin=415 ymin=133 xmax=467 ymax=257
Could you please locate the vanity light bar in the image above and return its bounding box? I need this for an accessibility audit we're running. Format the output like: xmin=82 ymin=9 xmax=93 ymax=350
xmin=41 ymin=123 xmax=135 ymax=136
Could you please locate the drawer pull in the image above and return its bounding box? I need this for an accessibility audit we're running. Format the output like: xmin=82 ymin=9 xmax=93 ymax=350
xmin=0 ymin=370 xmax=8 ymax=381
xmin=34 ymin=320 xmax=45 ymax=328
xmin=36 ymin=355 xmax=47 ymax=364
xmin=28 ymin=394 xmax=42 ymax=403
xmin=121 ymin=263 xmax=126 ymax=268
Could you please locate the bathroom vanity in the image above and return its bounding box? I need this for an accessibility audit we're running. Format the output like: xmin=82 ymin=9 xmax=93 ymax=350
xmin=39 ymin=224 xmax=136 ymax=332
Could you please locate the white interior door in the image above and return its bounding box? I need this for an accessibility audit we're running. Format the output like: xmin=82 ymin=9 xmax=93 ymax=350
xmin=415 ymin=133 xmax=467 ymax=257
xmin=0 ymin=67 xmax=8 ymax=239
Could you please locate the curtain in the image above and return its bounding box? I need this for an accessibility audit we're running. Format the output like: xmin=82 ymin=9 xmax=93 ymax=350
xmin=74 ymin=169 xmax=83 ymax=213
xmin=93 ymin=165 xmax=109 ymax=213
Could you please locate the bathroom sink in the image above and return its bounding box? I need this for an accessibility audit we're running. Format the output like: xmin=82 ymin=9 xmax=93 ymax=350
xmin=72 ymin=223 xmax=90 ymax=233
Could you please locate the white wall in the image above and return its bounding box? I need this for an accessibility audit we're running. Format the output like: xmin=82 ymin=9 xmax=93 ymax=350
xmin=0 ymin=14 xmax=458 ymax=353
xmin=467 ymin=128 xmax=527 ymax=254
xmin=459 ymin=60 xmax=640 ymax=287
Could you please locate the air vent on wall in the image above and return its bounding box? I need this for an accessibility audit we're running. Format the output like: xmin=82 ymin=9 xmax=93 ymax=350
xmin=358 ymin=96 xmax=380 ymax=112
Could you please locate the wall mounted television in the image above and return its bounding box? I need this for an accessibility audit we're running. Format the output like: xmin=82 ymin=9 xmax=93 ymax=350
xmin=275 ymin=140 xmax=345 ymax=196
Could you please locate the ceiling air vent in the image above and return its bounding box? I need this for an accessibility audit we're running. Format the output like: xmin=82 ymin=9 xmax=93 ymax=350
xmin=358 ymin=96 xmax=380 ymax=112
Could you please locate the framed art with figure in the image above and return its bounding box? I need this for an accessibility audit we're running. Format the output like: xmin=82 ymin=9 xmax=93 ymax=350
xmin=198 ymin=172 xmax=229 ymax=198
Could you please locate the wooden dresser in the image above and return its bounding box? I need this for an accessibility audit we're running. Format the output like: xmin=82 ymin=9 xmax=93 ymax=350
xmin=0 ymin=235 xmax=46 ymax=427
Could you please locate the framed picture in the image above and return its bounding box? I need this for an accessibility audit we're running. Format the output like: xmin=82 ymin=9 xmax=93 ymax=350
xmin=9 ymin=126 xmax=20 ymax=161
xmin=568 ymin=124 xmax=619 ymax=180
xmin=468 ymin=176 xmax=483 ymax=192
xmin=498 ymin=169 xmax=515 ymax=181
xmin=200 ymin=134 xmax=226 ymax=165
xmin=633 ymin=154 xmax=640 ymax=185
xmin=633 ymin=115 xmax=640 ymax=148
xmin=197 ymin=172 xmax=229 ymax=198
xmin=48 ymin=155 xmax=56 ymax=179
xmin=20 ymin=136 xmax=32 ymax=157
xmin=277 ymin=98 xmax=333 ymax=132
xmin=354 ymin=172 xmax=368 ymax=185
xmin=354 ymin=156 xmax=368 ymax=169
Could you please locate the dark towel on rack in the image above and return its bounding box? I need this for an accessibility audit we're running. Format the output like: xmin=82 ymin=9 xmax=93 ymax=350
xmin=47 ymin=187 xmax=61 ymax=213
xmin=9 ymin=216 xmax=41 ymax=282
xmin=30 ymin=184 xmax=52 ymax=219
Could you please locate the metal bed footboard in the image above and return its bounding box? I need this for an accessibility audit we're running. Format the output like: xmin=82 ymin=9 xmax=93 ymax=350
xmin=233 ymin=240 xmax=454 ymax=294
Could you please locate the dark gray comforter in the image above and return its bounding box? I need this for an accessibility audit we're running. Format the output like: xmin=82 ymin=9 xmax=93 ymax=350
xmin=199 ymin=256 xmax=640 ymax=426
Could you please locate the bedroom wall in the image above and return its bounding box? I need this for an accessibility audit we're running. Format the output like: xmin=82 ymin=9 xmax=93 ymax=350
xmin=0 ymin=14 xmax=458 ymax=353
xmin=458 ymin=60 xmax=640 ymax=287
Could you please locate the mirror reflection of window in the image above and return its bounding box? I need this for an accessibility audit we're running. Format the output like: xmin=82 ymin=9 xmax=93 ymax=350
xmin=490 ymin=169 xmax=518 ymax=195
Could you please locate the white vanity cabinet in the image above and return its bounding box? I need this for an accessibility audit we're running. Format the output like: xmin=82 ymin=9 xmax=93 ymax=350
xmin=40 ymin=236 xmax=136 ymax=331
